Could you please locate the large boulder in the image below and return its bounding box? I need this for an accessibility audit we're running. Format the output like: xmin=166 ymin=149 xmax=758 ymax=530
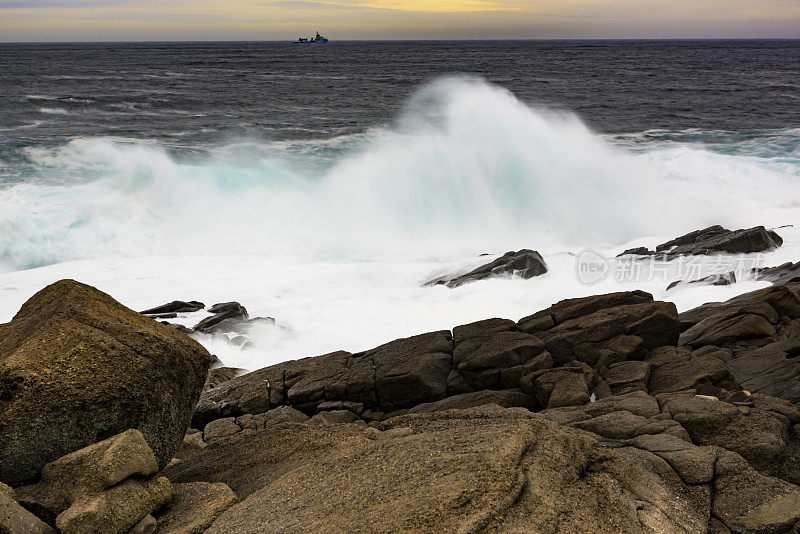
xmin=0 ymin=280 xmax=214 ymax=486
xmin=424 ymin=250 xmax=547 ymax=288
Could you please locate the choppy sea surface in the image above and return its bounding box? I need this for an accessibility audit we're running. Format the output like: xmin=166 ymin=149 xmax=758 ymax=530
xmin=1 ymin=40 xmax=799 ymax=369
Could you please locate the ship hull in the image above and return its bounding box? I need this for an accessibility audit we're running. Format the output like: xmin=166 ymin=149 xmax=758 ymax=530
xmin=293 ymin=39 xmax=328 ymax=44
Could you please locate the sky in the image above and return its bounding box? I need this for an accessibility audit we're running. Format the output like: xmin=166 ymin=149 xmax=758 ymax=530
xmin=0 ymin=0 xmax=799 ymax=42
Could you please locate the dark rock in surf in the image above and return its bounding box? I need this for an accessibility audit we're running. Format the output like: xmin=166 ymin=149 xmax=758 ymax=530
xmin=752 ymin=261 xmax=800 ymax=285
xmin=208 ymin=302 xmax=248 ymax=315
xmin=622 ymin=225 xmax=782 ymax=258
xmin=194 ymin=303 xmax=249 ymax=333
xmin=146 ymin=312 xmax=178 ymax=319
xmin=666 ymin=271 xmax=736 ymax=291
xmin=140 ymin=300 xmax=205 ymax=314
xmin=424 ymin=249 xmax=547 ymax=288
xmin=617 ymin=246 xmax=655 ymax=257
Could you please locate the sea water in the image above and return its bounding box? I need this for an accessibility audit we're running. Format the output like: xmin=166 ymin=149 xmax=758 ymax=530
xmin=1 ymin=41 xmax=798 ymax=369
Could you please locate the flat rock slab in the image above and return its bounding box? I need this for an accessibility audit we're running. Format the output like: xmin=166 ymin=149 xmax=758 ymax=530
xmin=170 ymin=405 xmax=777 ymax=533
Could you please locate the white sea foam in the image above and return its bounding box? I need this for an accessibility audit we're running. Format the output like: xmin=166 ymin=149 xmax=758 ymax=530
xmin=1 ymin=77 xmax=799 ymax=369
xmin=38 ymin=107 xmax=69 ymax=115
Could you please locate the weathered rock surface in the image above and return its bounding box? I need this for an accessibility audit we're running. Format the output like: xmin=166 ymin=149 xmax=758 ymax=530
xmin=406 ymin=389 xmax=538 ymax=414
xmin=192 ymin=290 xmax=686 ymax=432
xmin=154 ymin=482 xmax=237 ymax=534
xmin=203 ymin=366 xmax=242 ymax=393
xmin=620 ymin=225 xmax=783 ymax=257
xmin=167 ymin=405 xmax=800 ymax=533
xmin=0 ymin=280 xmax=214 ymax=486
xmin=679 ymin=284 xmax=800 ymax=406
xmin=518 ymin=290 xmax=682 ymax=367
xmin=8 ymin=280 xmax=800 ymax=532
xmin=15 ymin=429 xmax=159 ymax=523
xmin=424 ymin=249 xmax=548 ymax=288
xmin=0 ymin=482 xmax=55 ymax=534
xmin=55 ymin=476 xmax=172 ymax=534
xmin=11 ymin=430 xmax=173 ymax=534
xmin=647 ymin=346 xmax=737 ymax=394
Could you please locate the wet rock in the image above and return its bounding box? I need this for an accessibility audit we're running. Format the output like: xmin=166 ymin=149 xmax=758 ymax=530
xmin=753 ymin=261 xmax=800 ymax=285
xmin=666 ymin=271 xmax=736 ymax=291
xmin=617 ymin=246 xmax=655 ymax=257
xmin=730 ymin=337 xmax=800 ymax=406
xmin=0 ymin=280 xmax=213 ymax=486
xmin=140 ymin=300 xmax=205 ymax=314
xmin=625 ymin=225 xmax=783 ymax=258
xmin=146 ymin=312 xmax=178 ymax=319
xmin=351 ymin=330 xmax=455 ymax=412
xmin=424 ymin=249 xmax=547 ymax=288
xmin=194 ymin=303 xmax=249 ymax=333
xmin=208 ymin=302 xmax=248 ymax=315
xmin=162 ymin=321 xmax=194 ymax=334
xmin=154 ymin=482 xmax=237 ymax=534
xmin=679 ymin=285 xmax=800 ymax=350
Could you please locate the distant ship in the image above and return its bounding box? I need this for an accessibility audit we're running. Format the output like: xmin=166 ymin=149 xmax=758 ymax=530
xmin=295 ymin=31 xmax=328 ymax=44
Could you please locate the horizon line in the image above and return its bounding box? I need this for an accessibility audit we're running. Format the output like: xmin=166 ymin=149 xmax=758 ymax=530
xmin=2 ymin=37 xmax=799 ymax=45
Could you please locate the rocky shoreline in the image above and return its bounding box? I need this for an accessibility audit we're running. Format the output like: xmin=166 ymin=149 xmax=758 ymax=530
xmin=4 ymin=230 xmax=800 ymax=532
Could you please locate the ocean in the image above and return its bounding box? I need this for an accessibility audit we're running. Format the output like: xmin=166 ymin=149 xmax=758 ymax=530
xmin=1 ymin=40 xmax=799 ymax=369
